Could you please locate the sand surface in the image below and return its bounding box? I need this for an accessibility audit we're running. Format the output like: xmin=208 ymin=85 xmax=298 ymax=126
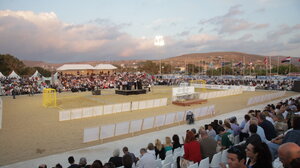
xmin=0 ymin=86 xmax=297 ymax=166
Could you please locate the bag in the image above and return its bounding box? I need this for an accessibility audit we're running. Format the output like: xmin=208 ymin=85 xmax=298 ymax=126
xmin=180 ymin=157 xmax=193 ymax=168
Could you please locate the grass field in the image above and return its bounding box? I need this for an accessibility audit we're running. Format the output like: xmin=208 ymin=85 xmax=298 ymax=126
xmin=0 ymin=86 xmax=297 ymax=166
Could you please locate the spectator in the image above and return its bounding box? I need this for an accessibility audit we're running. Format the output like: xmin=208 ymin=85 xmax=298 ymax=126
xmin=282 ymin=115 xmax=300 ymax=145
xmin=54 ymin=163 xmax=63 ymax=168
xmin=164 ymin=136 xmax=173 ymax=152
xmin=172 ymin=134 xmax=182 ymax=150
xmin=122 ymin=154 xmax=133 ymax=168
xmin=220 ymin=145 xmax=247 ymax=168
xmin=103 ymin=162 xmax=115 ymax=168
xmin=108 ymin=149 xmax=123 ymax=167
xmin=246 ymin=141 xmax=273 ymax=168
xmin=146 ymin=143 xmax=155 ymax=157
xmin=207 ymin=124 xmax=216 ymax=139
xmin=245 ymin=124 xmax=262 ymax=147
xmin=122 ymin=146 xmax=137 ymax=164
xmin=258 ymin=113 xmax=277 ymax=141
xmin=273 ymin=114 xmax=288 ymax=136
xmin=79 ymin=157 xmax=87 ymax=168
xmin=154 ymin=139 xmax=166 ymax=160
xmin=218 ymin=127 xmax=233 ymax=150
xmin=91 ymin=160 xmax=102 ymax=168
xmin=199 ymin=130 xmax=217 ymax=162
xmin=38 ymin=164 xmax=47 ymax=168
xmin=278 ymin=142 xmax=300 ymax=168
xmin=68 ymin=156 xmax=79 ymax=168
xmin=137 ymin=148 xmax=156 ymax=168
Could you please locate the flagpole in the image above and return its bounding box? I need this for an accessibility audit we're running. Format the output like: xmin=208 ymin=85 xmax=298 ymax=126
xmin=243 ymin=55 xmax=245 ymax=76
xmin=277 ymin=56 xmax=279 ymax=75
xmin=289 ymin=57 xmax=292 ymax=76
xmin=269 ymin=56 xmax=271 ymax=75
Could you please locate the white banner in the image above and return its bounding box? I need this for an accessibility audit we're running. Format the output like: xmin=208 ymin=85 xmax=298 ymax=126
xmin=130 ymin=119 xmax=143 ymax=133
xmin=142 ymin=117 xmax=154 ymax=130
xmin=59 ymin=110 xmax=71 ymax=121
xmin=100 ymin=124 xmax=115 ymax=139
xmin=83 ymin=127 xmax=99 ymax=143
xmin=115 ymin=122 xmax=130 ymax=136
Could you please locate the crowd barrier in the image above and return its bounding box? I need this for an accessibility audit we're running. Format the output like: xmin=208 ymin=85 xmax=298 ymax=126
xmin=59 ymin=98 xmax=168 ymax=121
xmin=198 ymin=89 xmax=243 ymax=100
xmin=247 ymin=91 xmax=286 ymax=106
xmin=191 ymin=84 xmax=256 ymax=91
xmin=83 ymin=105 xmax=215 ymax=143
xmin=0 ymin=97 xmax=2 ymax=129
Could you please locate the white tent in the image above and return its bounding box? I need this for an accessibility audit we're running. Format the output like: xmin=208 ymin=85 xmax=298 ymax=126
xmin=57 ymin=64 xmax=95 ymax=71
xmin=94 ymin=64 xmax=117 ymax=70
xmin=0 ymin=72 xmax=6 ymax=79
xmin=30 ymin=70 xmax=42 ymax=79
xmin=7 ymin=70 xmax=21 ymax=79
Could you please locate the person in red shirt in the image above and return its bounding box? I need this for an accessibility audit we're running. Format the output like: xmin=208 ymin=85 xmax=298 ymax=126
xmin=183 ymin=131 xmax=202 ymax=164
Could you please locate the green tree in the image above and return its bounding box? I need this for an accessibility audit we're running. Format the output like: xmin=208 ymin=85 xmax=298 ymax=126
xmin=138 ymin=61 xmax=159 ymax=74
xmin=0 ymin=54 xmax=26 ymax=75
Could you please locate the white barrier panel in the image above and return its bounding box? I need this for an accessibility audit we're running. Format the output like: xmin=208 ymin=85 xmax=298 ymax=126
xmin=176 ymin=111 xmax=185 ymax=122
xmin=165 ymin=113 xmax=176 ymax=125
xmin=122 ymin=102 xmax=131 ymax=112
xmin=130 ymin=119 xmax=143 ymax=133
xmin=139 ymin=101 xmax=147 ymax=110
xmin=94 ymin=106 xmax=103 ymax=116
xmin=142 ymin=117 xmax=154 ymax=130
xmin=153 ymin=99 xmax=161 ymax=107
xmin=113 ymin=104 xmax=122 ymax=113
xmin=83 ymin=126 xmax=99 ymax=143
xmin=82 ymin=107 xmax=94 ymax=118
xmin=131 ymin=101 xmax=139 ymax=111
xmin=146 ymin=100 xmax=154 ymax=109
xmin=115 ymin=121 xmax=130 ymax=136
xmin=172 ymin=86 xmax=195 ymax=96
xmin=100 ymin=124 xmax=115 ymax=139
xmin=161 ymin=98 xmax=168 ymax=106
xmin=0 ymin=98 xmax=2 ymax=129
xmin=103 ymin=105 xmax=113 ymax=115
xmin=208 ymin=105 xmax=215 ymax=115
xmin=155 ymin=115 xmax=166 ymax=127
xmin=59 ymin=110 xmax=71 ymax=121
xmin=199 ymin=107 xmax=206 ymax=117
xmin=71 ymin=109 xmax=82 ymax=120
xmin=193 ymin=108 xmax=201 ymax=118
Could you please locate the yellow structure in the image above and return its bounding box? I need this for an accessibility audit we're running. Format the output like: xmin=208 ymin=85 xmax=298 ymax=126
xmin=190 ymin=79 xmax=206 ymax=91
xmin=43 ymin=88 xmax=57 ymax=108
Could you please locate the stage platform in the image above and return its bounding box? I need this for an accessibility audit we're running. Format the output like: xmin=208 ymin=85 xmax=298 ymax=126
xmin=172 ymin=99 xmax=207 ymax=106
xmin=115 ymin=89 xmax=147 ymax=95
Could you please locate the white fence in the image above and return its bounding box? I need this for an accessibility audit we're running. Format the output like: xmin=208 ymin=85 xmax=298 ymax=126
xmin=191 ymin=84 xmax=256 ymax=91
xmin=247 ymin=91 xmax=286 ymax=106
xmin=59 ymin=98 xmax=168 ymax=121
xmin=198 ymin=89 xmax=243 ymax=99
xmin=83 ymin=105 xmax=215 ymax=143
xmin=0 ymin=97 xmax=2 ymax=129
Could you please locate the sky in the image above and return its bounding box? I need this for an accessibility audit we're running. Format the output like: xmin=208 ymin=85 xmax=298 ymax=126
xmin=0 ymin=0 xmax=299 ymax=63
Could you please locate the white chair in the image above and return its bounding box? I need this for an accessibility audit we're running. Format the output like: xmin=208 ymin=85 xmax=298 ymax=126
xmin=162 ymin=162 xmax=171 ymax=168
xmin=221 ymin=149 xmax=228 ymax=163
xmin=155 ymin=159 xmax=163 ymax=168
xmin=166 ymin=150 xmax=173 ymax=156
xmin=210 ymin=151 xmax=222 ymax=168
xmin=187 ymin=163 xmax=198 ymax=168
xmin=199 ymin=157 xmax=209 ymax=168
xmin=238 ymin=140 xmax=245 ymax=145
xmin=234 ymin=135 xmax=240 ymax=145
xmin=163 ymin=155 xmax=173 ymax=165
xmin=174 ymin=147 xmax=182 ymax=154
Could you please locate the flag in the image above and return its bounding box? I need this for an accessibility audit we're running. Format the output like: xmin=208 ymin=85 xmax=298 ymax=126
xmin=235 ymin=62 xmax=242 ymax=67
xmin=281 ymin=56 xmax=291 ymax=63
xmin=264 ymin=57 xmax=268 ymax=65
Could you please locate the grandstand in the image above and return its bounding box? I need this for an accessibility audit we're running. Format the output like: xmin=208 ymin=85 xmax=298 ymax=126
xmin=0 ymin=85 xmax=299 ymax=168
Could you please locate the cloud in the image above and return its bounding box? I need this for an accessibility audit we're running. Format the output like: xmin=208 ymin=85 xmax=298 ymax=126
xmin=267 ymin=24 xmax=300 ymax=40
xmin=200 ymin=5 xmax=269 ymax=34
xmin=288 ymin=34 xmax=300 ymax=44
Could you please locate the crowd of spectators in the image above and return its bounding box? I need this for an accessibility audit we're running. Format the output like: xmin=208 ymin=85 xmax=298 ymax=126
xmin=37 ymin=96 xmax=300 ymax=168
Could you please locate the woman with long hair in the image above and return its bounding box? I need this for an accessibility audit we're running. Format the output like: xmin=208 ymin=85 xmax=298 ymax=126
xmin=155 ymin=139 xmax=166 ymax=160
xmin=245 ymin=141 xmax=273 ymax=168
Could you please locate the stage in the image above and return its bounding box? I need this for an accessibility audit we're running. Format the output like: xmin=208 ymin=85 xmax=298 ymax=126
xmin=115 ymin=89 xmax=147 ymax=95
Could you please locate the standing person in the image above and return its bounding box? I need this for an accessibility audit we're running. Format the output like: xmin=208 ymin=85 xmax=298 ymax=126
xmin=12 ymin=87 xmax=16 ymax=99
xmin=220 ymin=145 xmax=248 ymax=168
xmin=245 ymin=141 xmax=273 ymax=168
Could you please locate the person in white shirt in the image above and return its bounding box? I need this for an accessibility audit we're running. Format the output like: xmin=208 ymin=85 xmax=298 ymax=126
xmin=137 ymin=148 xmax=156 ymax=168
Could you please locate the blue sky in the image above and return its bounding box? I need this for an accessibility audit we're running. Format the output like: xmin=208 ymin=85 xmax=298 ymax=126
xmin=0 ymin=0 xmax=299 ymax=63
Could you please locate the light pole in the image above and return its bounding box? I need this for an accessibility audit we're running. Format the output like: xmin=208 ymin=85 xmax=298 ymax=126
xmin=154 ymin=35 xmax=165 ymax=75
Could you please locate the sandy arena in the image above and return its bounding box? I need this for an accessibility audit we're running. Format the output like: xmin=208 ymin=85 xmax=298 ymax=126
xmin=0 ymin=86 xmax=298 ymax=166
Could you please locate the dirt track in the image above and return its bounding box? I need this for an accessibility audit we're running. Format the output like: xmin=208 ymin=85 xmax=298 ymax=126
xmin=0 ymin=86 xmax=297 ymax=166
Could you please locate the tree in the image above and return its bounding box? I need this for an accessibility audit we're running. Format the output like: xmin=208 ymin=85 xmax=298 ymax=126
xmin=138 ymin=61 xmax=159 ymax=74
xmin=0 ymin=54 xmax=26 ymax=75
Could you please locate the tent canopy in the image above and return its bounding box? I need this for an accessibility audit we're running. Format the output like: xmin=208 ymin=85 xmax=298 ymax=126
xmin=7 ymin=70 xmax=20 ymax=79
xmin=94 ymin=64 xmax=117 ymax=70
xmin=0 ymin=72 xmax=6 ymax=79
xmin=57 ymin=64 xmax=95 ymax=71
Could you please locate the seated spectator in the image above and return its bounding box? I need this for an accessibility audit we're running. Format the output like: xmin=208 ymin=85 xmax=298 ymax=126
xmin=122 ymin=154 xmax=133 ymax=168
xmin=137 ymin=148 xmax=156 ymax=168
xmin=224 ymin=122 xmax=234 ymax=135
xmin=207 ymin=124 xmax=217 ymax=139
xmin=218 ymin=127 xmax=233 ymax=150
xmin=229 ymin=117 xmax=240 ymax=136
xmin=282 ymin=115 xmax=300 ymax=145
xmin=54 ymin=163 xmax=63 ymax=168
xmin=220 ymin=145 xmax=247 ymax=168
xmin=246 ymin=141 xmax=273 ymax=168
xmin=38 ymin=164 xmax=47 ymax=168
xmin=154 ymin=139 xmax=166 ymax=160
xmin=103 ymin=162 xmax=115 ymax=168
xmin=91 ymin=160 xmax=103 ymax=168
xmin=273 ymin=114 xmax=288 ymax=136
xmin=249 ymin=118 xmax=267 ymax=143
xmin=258 ymin=113 xmax=277 ymax=141
xmin=278 ymin=142 xmax=300 ymax=168
xmin=122 ymin=146 xmax=137 ymax=164
xmin=181 ymin=131 xmax=202 ymax=166
xmin=199 ymin=130 xmax=217 ymax=162
xmin=68 ymin=156 xmax=79 ymax=168
xmin=146 ymin=143 xmax=155 ymax=157
xmin=164 ymin=136 xmax=173 ymax=152
xmin=245 ymin=124 xmax=262 ymax=147
xmin=239 ymin=114 xmax=251 ymax=142
xmin=108 ymin=149 xmax=123 ymax=167
xmin=79 ymin=157 xmax=88 ymax=168
xmin=290 ymin=158 xmax=300 ymax=168
xmin=172 ymin=134 xmax=182 ymax=150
